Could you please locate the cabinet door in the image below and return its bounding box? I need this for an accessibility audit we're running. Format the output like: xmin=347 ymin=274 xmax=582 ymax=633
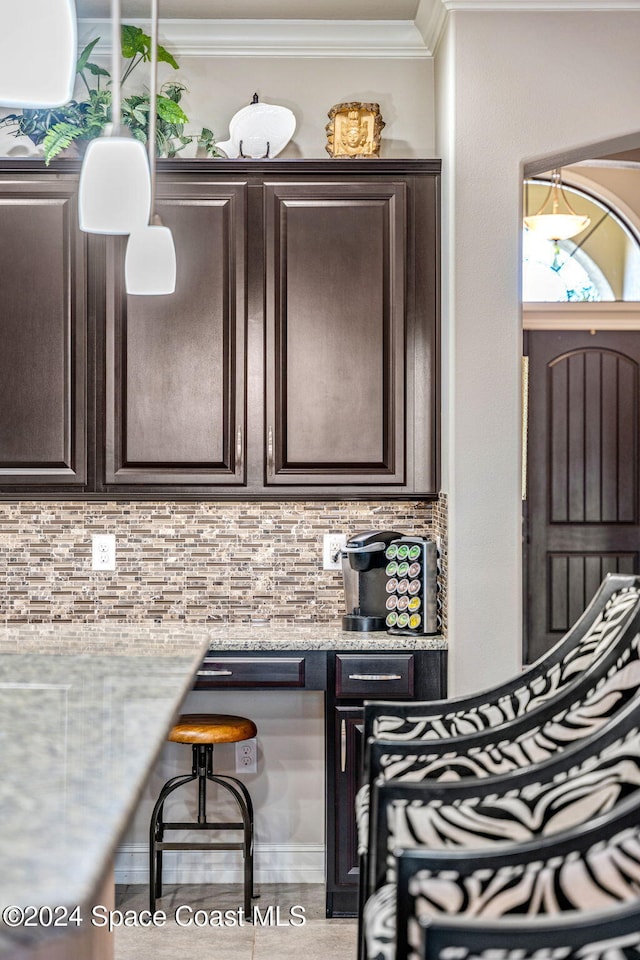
xmin=103 ymin=182 xmax=246 ymax=488
xmin=264 ymin=181 xmax=406 ymax=488
xmin=332 ymin=706 xmax=364 ymax=890
xmin=0 ymin=177 xmax=86 ymax=486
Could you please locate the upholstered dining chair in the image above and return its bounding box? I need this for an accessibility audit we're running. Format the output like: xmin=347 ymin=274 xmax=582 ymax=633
xmin=355 ymin=576 xmax=640 ymax=951
xmin=364 ymin=687 xmax=640 ymax=960
xmin=385 ymin=788 xmax=640 ymax=960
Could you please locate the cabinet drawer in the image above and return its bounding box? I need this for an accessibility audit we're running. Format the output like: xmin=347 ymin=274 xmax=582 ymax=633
xmin=195 ymin=656 xmax=305 ymax=688
xmin=335 ymin=654 xmax=414 ymax=698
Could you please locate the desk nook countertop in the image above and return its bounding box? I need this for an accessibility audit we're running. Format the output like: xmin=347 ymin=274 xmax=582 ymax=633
xmin=204 ymin=621 xmax=447 ymax=651
xmin=0 ymin=621 xmax=447 ymax=954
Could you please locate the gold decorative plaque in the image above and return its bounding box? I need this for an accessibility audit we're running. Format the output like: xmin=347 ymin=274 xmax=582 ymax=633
xmin=325 ymin=102 xmax=385 ymax=158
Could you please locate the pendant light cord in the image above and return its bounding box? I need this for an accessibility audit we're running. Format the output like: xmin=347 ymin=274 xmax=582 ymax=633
xmin=149 ymin=0 xmax=158 ymax=218
xmin=111 ymin=0 xmax=121 ymax=132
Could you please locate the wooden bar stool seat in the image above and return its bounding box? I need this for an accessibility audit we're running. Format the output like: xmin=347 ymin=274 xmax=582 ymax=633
xmin=169 ymin=713 xmax=257 ymax=744
xmin=149 ymin=713 xmax=258 ymax=916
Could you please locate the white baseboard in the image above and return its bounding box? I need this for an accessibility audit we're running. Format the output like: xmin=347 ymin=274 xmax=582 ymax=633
xmin=115 ymin=843 xmax=325 ymax=885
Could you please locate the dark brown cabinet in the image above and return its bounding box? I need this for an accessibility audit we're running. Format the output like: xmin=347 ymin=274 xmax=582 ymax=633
xmin=0 ymin=172 xmax=88 ymax=488
xmin=264 ymin=181 xmax=407 ymax=488
xmin=103 ymin=182 xmax=247 ymax=488
xmin=332 ymin=706 xmax=365 ymax=891
xmin=0 ymin=158 xmax=440 ymax=499
xmin=326 ymin=648 xmax=447 ymax=916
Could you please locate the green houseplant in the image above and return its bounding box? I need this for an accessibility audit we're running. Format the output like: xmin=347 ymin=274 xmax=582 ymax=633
xmin=0 ymin=25 xmax=219 ymax=163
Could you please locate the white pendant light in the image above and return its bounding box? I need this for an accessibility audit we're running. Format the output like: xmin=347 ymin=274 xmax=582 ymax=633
xmin=126 ymin=217 xmax=176 ymax=295
xmin=125 ymin=0 xmax=177 ymax=295
xmin=79 ymin=134 xmax=151 ymax=234
xmin=78 ymin=0 xmax=151 ymax=234
xmin=524 ymin=169 xmax=591 ymax=241
xmin=0 ymin=0 xmax=77 ymax=108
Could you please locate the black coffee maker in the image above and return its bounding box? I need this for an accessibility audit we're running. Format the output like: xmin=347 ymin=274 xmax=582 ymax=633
xmin=341 ymin=530 xmax=404 ymax=631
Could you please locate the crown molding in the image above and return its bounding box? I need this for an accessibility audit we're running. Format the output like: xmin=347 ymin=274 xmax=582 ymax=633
xmin=418 ymin=0 xmax=640 ymax=62
xmin=415 ymin=0 xmax=448 ymax=55
xmin=78 ymin=3 xmax=640 ymax=62
xmin=523 ymin=302 xmax=640 ymax=330
xmin=77 ymin=18 xmax=431 ymax=58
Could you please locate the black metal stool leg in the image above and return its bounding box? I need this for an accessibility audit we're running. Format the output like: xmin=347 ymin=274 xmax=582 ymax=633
xmin=214 ymin=774 xmax=258 ymax=899
xmin=197 ymin=744 xmax=209 ymax=823
xmin=208 ymin=774 xmax=254 ymax=917
xmin=149 ymin=771 xmax=197 ymax=912
xmin=150 ymin=734 xmax=257 ymax=917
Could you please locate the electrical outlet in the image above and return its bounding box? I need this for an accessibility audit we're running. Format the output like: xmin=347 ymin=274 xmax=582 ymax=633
xmin=323 ymin=533 xmax=347 ymax=571
xmin=235 ymin=738 xmax=257 ymax=774
xmin=92 ymin=534 xmax=116 ymax=571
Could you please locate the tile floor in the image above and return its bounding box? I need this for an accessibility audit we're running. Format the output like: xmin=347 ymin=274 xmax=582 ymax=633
xmin=115 ymin=883 xmax=358 ymax=960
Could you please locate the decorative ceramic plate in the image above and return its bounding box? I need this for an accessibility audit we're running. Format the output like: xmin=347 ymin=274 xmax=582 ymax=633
xmin=217 ymin=96 xmax=296 ymax=159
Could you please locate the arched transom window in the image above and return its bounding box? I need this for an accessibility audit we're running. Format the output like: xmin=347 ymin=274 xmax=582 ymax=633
xmin=523 ymin=178 xmax=640 ymax=302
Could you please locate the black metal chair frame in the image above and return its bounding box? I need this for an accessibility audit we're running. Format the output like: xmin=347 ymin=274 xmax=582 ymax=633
xmin=149 ymin=742 xmax=257 ymax=916
xmin=419 ymin=901 xmax=640 ymax=960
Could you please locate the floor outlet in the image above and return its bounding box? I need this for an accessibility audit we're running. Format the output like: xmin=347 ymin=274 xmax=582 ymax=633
xmin=92 ymin=534 xmax=116 ymax=571
xmin=235 ymin=738 xmax=257 ymax=774
xmin=323 ymin=533 xmax=347 ymax=571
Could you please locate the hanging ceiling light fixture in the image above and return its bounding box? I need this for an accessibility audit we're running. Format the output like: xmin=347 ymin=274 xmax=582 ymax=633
xmin=124 ymin=0 xmax=176 ymax=295
xmin=0 ymin=0 xmax=77 ymax=108
xmin=77 ymin=0 xmax=151 ymax=234
xmin=523 ymin=169 xmax=591 ymax=241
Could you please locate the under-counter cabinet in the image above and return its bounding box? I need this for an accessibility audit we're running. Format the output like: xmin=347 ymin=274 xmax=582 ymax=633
xmin=0 ymin=158 xmax=440 ymax=499
xmin=326 ymin=651 xmax=446 ymax=915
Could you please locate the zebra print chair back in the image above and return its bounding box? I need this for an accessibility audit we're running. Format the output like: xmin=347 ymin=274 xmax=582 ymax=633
xmin=369 ymin=685 xmax=640 ymax=894
xmin=389 ymin=790 xmax=640 ymax=960
xmin=367 ymin=617 xmax=640 ymax=785
xmin=365 ymin=749 xmax=640 ymax=959
xmin=364 ymin=576 xmax=640 ymax=744
xmin=419 ymin=902 xmax=640 ymax=960
xmin=356 ymin=594 xmax=640 ymax=867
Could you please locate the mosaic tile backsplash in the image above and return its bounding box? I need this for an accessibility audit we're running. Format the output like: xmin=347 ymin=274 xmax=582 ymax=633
xmin=0 ymin=498 xmax=447 ymax=632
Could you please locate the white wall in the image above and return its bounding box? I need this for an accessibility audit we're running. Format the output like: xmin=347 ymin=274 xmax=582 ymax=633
xmin=175 ymin=56 xmax=435 ymax=158
xmin=438 ymin=10 xmax=640 ymax=695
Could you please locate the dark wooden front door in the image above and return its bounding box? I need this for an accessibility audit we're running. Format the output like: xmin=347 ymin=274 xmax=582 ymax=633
xmin=525 ymin=330 xmax=640 ymax=663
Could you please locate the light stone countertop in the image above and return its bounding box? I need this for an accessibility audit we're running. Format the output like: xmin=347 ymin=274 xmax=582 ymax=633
xmin=0 ymin=623 xmax=212 ymax=956
xmin=204 ymin=621 xmax=447 ymax=651
xmin=0 ymin=620 xmax=446 ymax=956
